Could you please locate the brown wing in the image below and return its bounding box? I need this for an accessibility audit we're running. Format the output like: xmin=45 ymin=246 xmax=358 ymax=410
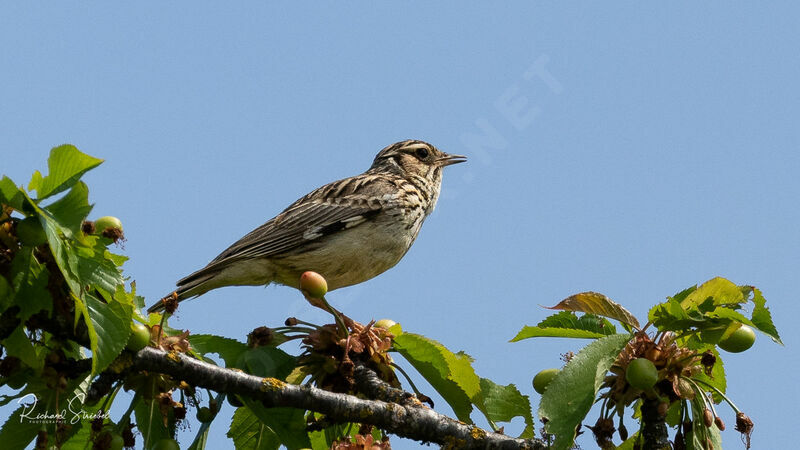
xmin=175 ymin=174 xmax=395 ymax=286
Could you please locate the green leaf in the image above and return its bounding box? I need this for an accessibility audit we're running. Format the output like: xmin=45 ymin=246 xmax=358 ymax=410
xmin=750 ymin=287 xmax=782 ymax=345
xmin=28 ymin=144 xmax=103 ymax=200
xmin=649 ymin=297 xmax=711 ymax=333
xmin=538 ymin=333 xmax=631 ymax=450
xmin=0 ymin=275 xmax=12 ymax=311
xmin=511 ymin=312 xmax=617 ymax=341
xmin=237 ymin=347 xmax=296 ymax=379
xmin=135 ymin=396 xmax=172 ymax=450
xmin=705 ymin=307 xmax=757 ymax=331
xmin=307 ymin=426 xmax=329 ymax=450
xmin=227 ymin=406 xmax=281 ymax=450
xmin=83 ymin=293 xmax=133 ymax=374
xmin=477 ymin=378 xmax=535 ymax=438
xmin=189 ymin=334 xmax=249 ymax=367
xmin=680 ymin=277 xmax=746 ymax=308
xmin=8 ymin=247 xmax=51 ymax=321
xmin=17 ymin=188 xmax=124 ymax=309
xmin=0 ymin=374 xmax=92 ymax=450
xmin=615 ymin=431 xmax=640 ymax=449
xmin=650 ymin=280 xmax=783 ymax=348
xmin=2 ymin=327 xmax=44 ymax=370
xmin=68 ymin=238 xmax=126 ymax=296
xmin=43 ymin=181 xmax=92 ymax=235
xmin=59 ymin=420 xmax=93 ymax=450
xmin=241 ymin=402 xmax=311 ymax=449
xmin=0 ymin=176 xmax=28 ymax=211
xmin=393 ymin=333 xmax=477 ymax=423
xmin=512 ymin=326 xmax=609 ymax=340
xmin=546 ymin=292 xmax=641 ymax=330
xmin=56 ymin=378 xmax=97 ymax=449
xmin=691 ymin=345 xmax=726 ymax=403
xmin=0 ymin=401 xmax=43 ymax=449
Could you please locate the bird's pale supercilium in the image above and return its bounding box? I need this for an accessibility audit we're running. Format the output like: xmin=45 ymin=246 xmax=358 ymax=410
xmin=147 ymin=140 xmax=465 ymax=313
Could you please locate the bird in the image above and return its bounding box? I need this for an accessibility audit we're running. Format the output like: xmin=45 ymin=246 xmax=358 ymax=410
xmin=147 ymin=140 xmax=465 ymax=313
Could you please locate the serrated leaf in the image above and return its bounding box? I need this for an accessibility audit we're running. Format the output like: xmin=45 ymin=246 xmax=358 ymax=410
xmin=68 ymin=238 xmax=126 ymax=296
xmin=393 ymin=333 xmax=477 ymax=423
xmin=189 ymin=334 xmax=250 ymax=367
xmin=541 ymin=311 xmax=618 ymax=333
xmin=83 ymin=293 xmax=132 ymax=374
xmin=28 ymin=145 xmax=103 ymax=200
xmin=43 ymin=181 xmax=92 ymax=235
xmin=706 ymin=307 xmax=757 ymax=331
xmin=512 ymin=326 xmax=607 ymax=340
xmin=227 ymin=406 xmax=281 ymax=450
xmin=19 ymin=189 xmax=89 ymax=296
xmin=681 ymin=277 xmax=745 ymax=308
xmin=539 ymin=333 xmax=631 ymax=450
xmin=671 ymin=285 xmax=697 ymax=303
xmin=477 ymin=378 xmax=535 ymax=438
xmin=547 ymin=292 xmax=641 ymax=330
xmin=511 ymin=312 xmax=617 ymax=341
xmin=649 ymin=298 xmax=703 ymax=332
xmin=750 ymin=287 xmax=782 ymax=345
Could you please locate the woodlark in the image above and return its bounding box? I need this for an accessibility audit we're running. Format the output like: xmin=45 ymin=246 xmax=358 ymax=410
xmin=148 ymin=140 xmax=465 ymax=313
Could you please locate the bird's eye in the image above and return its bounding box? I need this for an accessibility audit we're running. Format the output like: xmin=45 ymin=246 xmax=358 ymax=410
xmin=415 ymin=147 xmax=429 ymax=159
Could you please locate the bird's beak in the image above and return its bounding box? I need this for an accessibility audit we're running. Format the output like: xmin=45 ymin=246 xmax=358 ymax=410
xmin=437 ymin=153 xmax=467 ymax=167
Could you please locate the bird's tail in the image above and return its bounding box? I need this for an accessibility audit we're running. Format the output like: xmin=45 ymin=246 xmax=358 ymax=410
xmin=146 ymin=267 xmax=222 ymax=314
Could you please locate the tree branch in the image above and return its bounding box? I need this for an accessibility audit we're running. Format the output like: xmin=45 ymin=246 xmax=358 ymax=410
xmin=27 ymin=307 xmax=545 ymax=448
xmin=133 ymin=347 xmax=545 ymax=450
xmin=641 ymin=398 xmax=670 ymax=449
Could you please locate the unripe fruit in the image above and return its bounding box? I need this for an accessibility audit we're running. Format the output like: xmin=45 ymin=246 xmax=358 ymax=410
xmin=16 ymin=217 xmax=47 ymax=246
xmin=374 ymin=319 xmax=396 ymax=329
xmin=109 ymin=434 xmax=124 ymax=450
xmin=6 ymin=376 xmax=26 ymax=390
xmin=152 ymin=438 xmax=180 ymax=450
xmin=299 ymin=271 xmax=327 ymax=298
xmin=625 ymin=358 xmax=658 ymax=390
xmin=718 ymin=325 xmax=755 ymax=353
xmin=94 ymin=216 xmax=123 ymax=234
xmin=532 ymin=368 xmax=559 ymax=394
xmin=227 ymin=395 xmax=244 ymax=408
xmin=126 ymin=323 xmax=150 ymax=351
xmin=196 ymin=406 xmax=214 ymax=423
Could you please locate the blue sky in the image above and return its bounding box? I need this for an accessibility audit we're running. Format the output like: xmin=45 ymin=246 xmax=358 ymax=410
xmin=2 ymin=3 xmax=798 ymax=449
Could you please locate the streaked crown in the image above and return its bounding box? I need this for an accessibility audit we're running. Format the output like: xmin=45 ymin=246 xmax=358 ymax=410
xmin=368 ymin=140 xmax=466 ymax=179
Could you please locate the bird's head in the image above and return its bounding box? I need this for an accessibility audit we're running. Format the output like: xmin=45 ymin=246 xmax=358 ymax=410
xmin=369 ymin=140 xmax=466 ymax=182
